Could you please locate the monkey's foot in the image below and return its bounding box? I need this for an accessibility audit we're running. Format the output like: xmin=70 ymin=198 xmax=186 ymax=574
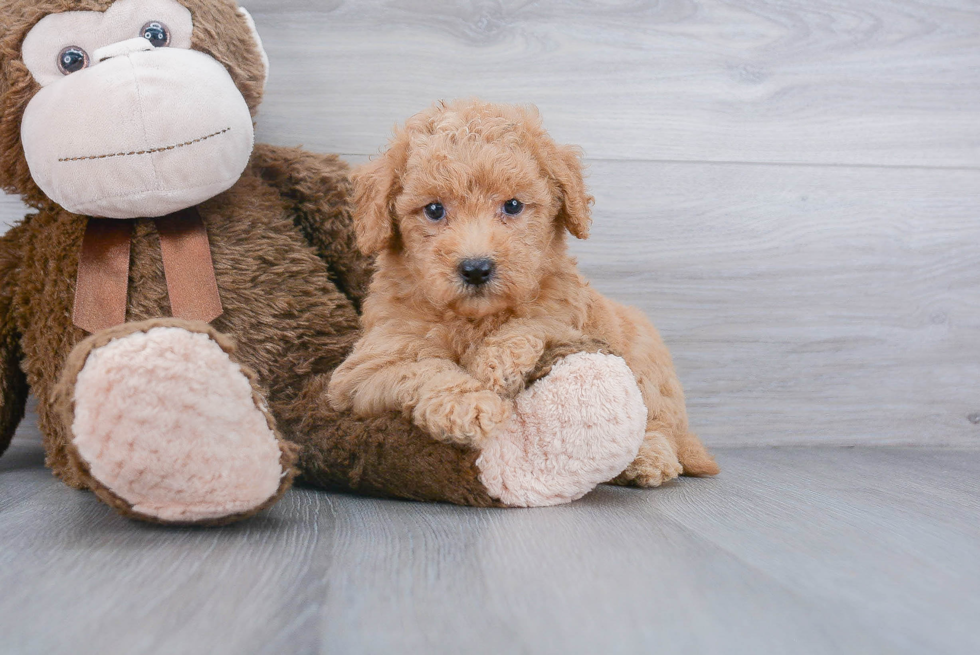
xmin=58 ymin=321 xmax=296 ymax=525
xmin=476 ymin=352 xmax=647 ymax=507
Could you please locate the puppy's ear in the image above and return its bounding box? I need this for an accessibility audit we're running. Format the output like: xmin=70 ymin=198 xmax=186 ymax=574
xmin=544 ymin=142 xmax=594 ymax=240
xmin=351 ymin=136 xmax=408 ymax=255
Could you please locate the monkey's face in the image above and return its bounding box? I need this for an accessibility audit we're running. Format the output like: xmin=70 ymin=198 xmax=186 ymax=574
xmin=18 ymin=0 xmax=261 ymax=218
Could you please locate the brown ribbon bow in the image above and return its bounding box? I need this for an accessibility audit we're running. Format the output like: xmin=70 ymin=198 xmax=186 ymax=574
xmin=73 ymin=207 xmax=223 ymax=333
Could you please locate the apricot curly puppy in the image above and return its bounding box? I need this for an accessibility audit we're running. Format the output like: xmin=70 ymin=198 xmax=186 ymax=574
xmin=328 ymin=99 xmax=719 ymax=486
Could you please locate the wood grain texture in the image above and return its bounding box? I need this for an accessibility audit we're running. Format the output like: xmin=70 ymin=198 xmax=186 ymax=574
xmin=2 ymin=415 xmax=979 ymax=655
xmin=3 ymin=0 xmax=979 ymax=449
xmin=238 ymin=0 xmax=980 ymax=167
xmin=0 ymin=195 xmax=28 ymax=233
xmin=572 ymin=161 xmax=980 ymax=446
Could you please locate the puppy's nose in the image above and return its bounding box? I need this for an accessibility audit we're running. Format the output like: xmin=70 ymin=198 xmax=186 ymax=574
xmin=458 ymin=258 xmax=496 ymax=287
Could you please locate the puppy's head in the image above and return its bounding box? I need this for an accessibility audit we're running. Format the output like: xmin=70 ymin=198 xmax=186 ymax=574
xmin=352 ymin=99 xmax=593 ymax=319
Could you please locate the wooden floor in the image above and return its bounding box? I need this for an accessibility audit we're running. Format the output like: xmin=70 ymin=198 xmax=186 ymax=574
xmin=2 ymin=410 xmax=979 ymax=654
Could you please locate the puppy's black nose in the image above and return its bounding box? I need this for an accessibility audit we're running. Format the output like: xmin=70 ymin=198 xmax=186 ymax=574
xmin=458 ymin=258 xmax=496 ymax=287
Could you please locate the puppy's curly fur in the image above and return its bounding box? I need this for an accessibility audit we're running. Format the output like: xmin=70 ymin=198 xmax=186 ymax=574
xmin=329 ymin=99 xmax=719 ymax=486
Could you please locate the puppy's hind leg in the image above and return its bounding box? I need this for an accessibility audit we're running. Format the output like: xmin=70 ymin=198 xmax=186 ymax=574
xmin=610 ymin=426 xmax=683 ymax=488
xmin=610 ymin=314 xmax=720 ymax=482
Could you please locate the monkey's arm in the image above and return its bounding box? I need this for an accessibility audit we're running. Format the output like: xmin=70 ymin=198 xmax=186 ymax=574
xmin=0 ymin=227 xmax=29 ymax=459
xmin=251 ymin=144 xmax=374 ymax=312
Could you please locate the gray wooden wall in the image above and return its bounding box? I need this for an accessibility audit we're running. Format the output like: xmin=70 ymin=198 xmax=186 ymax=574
xmin=2 ymin=0 xmax=978 ymax=447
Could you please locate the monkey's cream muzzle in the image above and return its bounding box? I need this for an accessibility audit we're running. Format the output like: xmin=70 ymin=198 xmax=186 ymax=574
xmin=21 ymin=46 xmax=254 ymax=219
xmin=18 ymin=0 xmax=264 ymax=219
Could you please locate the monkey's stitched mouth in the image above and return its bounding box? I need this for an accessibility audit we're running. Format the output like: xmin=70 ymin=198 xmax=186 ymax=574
xmin=58 ymin=127 xmax=232 ymax=163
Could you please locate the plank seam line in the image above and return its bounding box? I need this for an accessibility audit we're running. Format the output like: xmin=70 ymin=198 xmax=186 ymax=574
xmin=333 ymin=153 xmax=980 ymax=172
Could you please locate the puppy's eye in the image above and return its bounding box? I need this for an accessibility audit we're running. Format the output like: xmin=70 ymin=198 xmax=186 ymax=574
xmin=502 ymin=199 xmax=525 ymax=216
xmin=141 ymin=21 xmax=171 ymax=48
xmin=424 ymin=202 xmax=446 ymax=222
xmin=57 ymin=46 xmax=89 ymax=75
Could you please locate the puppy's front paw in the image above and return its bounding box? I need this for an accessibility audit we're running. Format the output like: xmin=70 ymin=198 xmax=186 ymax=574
xmin=414 ymin=390 xmax=512 ymax=446
xmin=468 ymin=335 xmax=545 ymax=397
xmin=611 ymin=434 xmax=683 ymax=488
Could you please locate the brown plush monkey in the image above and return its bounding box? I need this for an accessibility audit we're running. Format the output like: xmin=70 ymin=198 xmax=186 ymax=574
xmin=0 ymin=0 xmax=649 ymax=524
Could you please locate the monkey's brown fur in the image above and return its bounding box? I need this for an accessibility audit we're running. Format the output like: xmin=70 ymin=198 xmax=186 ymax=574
xmin=0 ymin=0 xmax=539 ymax=519
xmin=331 ymin=100 xmax=719 ymax=485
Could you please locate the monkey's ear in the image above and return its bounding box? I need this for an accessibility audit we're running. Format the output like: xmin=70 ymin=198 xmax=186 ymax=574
xmin=351 ymin=137 xmax=408 ymax=255
xmin=238 ymin=8 xmax=269 ymax=91
xmin=548 ymin=143 xmax=594 ymax=240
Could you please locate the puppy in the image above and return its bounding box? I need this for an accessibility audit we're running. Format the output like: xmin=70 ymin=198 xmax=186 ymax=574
xmin=329 ymin=100 xmax=718 ymax=486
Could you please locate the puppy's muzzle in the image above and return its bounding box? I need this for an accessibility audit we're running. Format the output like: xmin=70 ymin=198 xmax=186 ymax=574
xmin=458 ymin=258 xmax=496 ymax=287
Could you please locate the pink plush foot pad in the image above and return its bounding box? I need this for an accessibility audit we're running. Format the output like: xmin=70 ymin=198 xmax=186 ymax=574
xmin=70 ymin=327 xmax=286 ymax=522
xmin=477 ymin=352 xmax=647 ymax=507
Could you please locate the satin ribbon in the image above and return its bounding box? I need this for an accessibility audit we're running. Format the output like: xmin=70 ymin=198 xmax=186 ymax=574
xmin=72 ymin=207 xmax=223 ymax=333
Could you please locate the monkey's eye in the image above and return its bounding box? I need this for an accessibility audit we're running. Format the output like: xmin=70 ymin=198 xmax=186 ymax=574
xmin=502 ymin=199 xmax=525 ymax=216
xmin=424 ymin=202 xmax=446 ymax=222
xmin=141 ymin=21 xmax=171 ymax=48
xmin=57 ymin=46 xmax=89 ymax=75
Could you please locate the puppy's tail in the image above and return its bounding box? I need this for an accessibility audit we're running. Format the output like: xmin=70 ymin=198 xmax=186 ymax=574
xmin=676 ymin=432 xmax=720 ymax=477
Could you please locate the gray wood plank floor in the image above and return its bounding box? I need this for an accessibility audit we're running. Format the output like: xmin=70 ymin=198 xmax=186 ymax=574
xmin=2 ymin=408 xmax=979 ymax=655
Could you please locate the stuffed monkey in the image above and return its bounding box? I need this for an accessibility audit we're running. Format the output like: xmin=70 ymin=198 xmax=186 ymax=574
xmin=0 ymin=0 xmax=648 ymax=524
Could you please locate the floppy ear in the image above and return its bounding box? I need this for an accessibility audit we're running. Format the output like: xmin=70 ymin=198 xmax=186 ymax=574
xmin=350 ymin=136 xmax=408 ymax=255
xmin=545 ymin=143 xmax=594 ymax=240
xmin=350 ymin=157 xmax=394 ymax=256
